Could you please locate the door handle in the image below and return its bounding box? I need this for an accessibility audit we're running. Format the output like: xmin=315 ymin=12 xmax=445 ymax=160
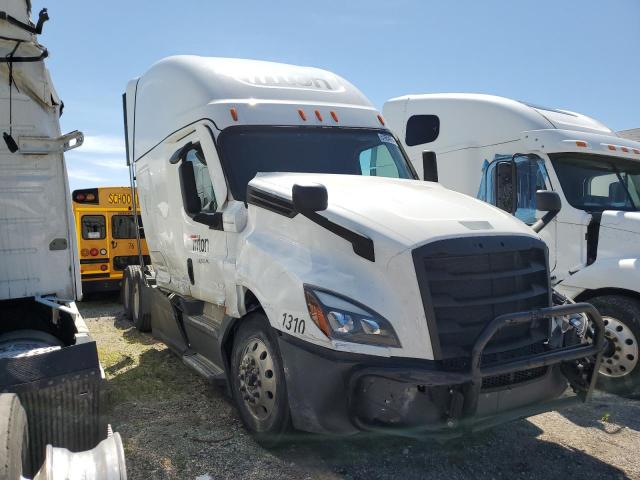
xmin=187 ymin=258 xmax=195 ymax=285
xmin=111 ymin=240 xmax=118 ymax=249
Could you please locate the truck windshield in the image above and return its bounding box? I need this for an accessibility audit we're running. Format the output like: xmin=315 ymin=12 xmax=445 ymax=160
xmin=217 ymin=126 xmax=416 ymax=201
xmin=550 ymin=153 xmax=640 ymax=212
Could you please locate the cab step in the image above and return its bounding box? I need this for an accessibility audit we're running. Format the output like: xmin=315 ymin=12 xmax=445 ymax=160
xmin=182 ymin=352 xmax=226 ymax=385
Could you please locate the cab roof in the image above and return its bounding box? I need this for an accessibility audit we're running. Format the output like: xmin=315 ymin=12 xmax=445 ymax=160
xmin=127 ymin=56 xmax=381 ymax=161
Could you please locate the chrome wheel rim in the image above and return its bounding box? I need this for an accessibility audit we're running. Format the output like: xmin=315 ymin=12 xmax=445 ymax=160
xmin=600 ymin=316 xmax=638 ymax=378
xmin=238 ymin=337 xmax=277 ymax=421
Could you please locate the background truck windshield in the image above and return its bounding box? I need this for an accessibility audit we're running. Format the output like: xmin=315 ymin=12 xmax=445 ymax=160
xmin=551 ymin=153 xmax=640 ymax=212
xmin=218 ymin=127 xmax=416 ymax=201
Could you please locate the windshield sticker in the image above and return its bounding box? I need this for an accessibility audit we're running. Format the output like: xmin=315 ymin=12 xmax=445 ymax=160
xmin=378 ymin=133 xmax=397 ymax=145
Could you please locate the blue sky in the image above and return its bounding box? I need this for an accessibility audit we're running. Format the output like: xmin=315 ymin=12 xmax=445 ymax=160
xmin=32 ymin=0 xmax=640 ymax=191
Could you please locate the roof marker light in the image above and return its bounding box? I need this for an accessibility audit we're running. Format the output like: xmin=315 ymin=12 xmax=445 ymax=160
xmin=634 ymin=149 xmax=640 ymax=155
xmin=330 ymin=111 xmax=339 ymax=122
xmin=575 ymin=141 xmax=588 ymax=148
xmin=229 ymin=108 xmax=238 ymax=121
xmin=621 ymin=146 xmax=629 ymax=153
xmin=608 ymin=145 xmax=617 ymax=151
xmin=298 ymin=109 xmax=307 ymax=121
xmin=377 ymin=114 xmax=385 ymax=126
xmin=314 ymin=110 xmax=323 ymax=121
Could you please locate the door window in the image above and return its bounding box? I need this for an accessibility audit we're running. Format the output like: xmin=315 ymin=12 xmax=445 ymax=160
xmin=81 ymin=215 xmax=106 ymax=240
xmin=112 ymin=215 xmax=145 ymax=239
xmin=478 ymin=155 xmax=551 ymax=224
xmin=184 ymin=146 xmax=217 ymax=213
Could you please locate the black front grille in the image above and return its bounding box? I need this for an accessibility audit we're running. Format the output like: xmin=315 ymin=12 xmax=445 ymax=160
xmin=413 ymin=235 xmax=551 ymax=359
xmin=482 ymin=366 xmax=548 ymax=390
xmin=113 ymin=255 xmax=151 ymax=271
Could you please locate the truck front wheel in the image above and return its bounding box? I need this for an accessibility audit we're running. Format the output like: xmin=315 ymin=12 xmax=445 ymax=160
xmin=0 ymin=393 xmax=29 ymax=479
xmin=230 ymin=313 xmax=291 ymax=446
xmin=590 ymin=295 xmax=640 ymax=398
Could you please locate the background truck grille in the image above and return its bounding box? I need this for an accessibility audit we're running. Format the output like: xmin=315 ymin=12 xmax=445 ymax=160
xmin=412 ymin=236 xmax=551 ymax=359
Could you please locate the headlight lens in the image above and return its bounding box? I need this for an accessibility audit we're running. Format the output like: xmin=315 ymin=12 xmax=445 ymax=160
xmin=304 ymin=286 xmax=401 ymax=347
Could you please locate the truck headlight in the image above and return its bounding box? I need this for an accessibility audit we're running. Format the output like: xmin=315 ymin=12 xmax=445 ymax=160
xmin=303 ymin=286 xmax=401 ymax=347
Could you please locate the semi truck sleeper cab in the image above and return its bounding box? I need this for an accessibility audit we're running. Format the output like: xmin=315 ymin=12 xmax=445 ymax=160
xmin=122 ymin=57 xmax=603 ymax=442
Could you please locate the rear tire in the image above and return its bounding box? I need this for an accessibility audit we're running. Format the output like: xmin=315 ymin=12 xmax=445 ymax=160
xmin=121 ymin=267 xmax=133 ymax=320
xmin=0 ymin=393 xmax=29 ymax=479
xmin=230 ymin=312 xmax=291 ymax=447
xmin=590 ymin=295 xmax=640 ymax=398
xmin=130 ymin=266 xmax=152 ymax=332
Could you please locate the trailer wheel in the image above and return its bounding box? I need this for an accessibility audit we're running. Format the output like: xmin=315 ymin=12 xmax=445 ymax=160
xmin=121 ymin=267 xmax=134 ymax=320
xmin=230 ymin=312 xmax=291 ymax=447
xmin=590 ymin=295 xmax=640 ymax=398
xmin=0 ymin=393 xmax=29 ymax=479
xmin=130 ymin=266 xmax=152 ymax=332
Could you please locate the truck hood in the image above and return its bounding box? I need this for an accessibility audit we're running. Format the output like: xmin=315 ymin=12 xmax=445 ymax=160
xmin=600 ymin=210 xmax=640 ymax=235
xmin=249 ymin=173 xmax=536 ymax=250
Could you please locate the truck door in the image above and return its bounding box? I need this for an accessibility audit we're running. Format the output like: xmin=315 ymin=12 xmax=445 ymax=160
xmin=482 ymin=155 xmax=558 ymax=270
xmin=172 ymin=124 xmax=228 ymax=306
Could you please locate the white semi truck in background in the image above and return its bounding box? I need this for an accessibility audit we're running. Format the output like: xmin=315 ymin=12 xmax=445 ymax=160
xmin=384 ymin=93 xmax=640 ymax=397
xmin=0 ymin=2 xmax=125 ymax=478
xmin=122 ymin=56 xmax=604 ymax=443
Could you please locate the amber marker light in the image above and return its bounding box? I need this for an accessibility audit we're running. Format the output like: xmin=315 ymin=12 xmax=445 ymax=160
xmin=305 ymin=290 xmax=330 ymax=337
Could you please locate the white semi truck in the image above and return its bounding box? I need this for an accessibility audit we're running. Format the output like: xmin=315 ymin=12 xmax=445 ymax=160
xmin=0 ymin=2 xmax=125 ymax=478
xmin=384 ymin=93 xmax=640 ymax=397
xmin=122 ymin=56 xmax=604 ymax=443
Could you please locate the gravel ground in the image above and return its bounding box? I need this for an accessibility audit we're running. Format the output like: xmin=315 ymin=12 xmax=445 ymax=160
xmin=80 ymin=294 xmax=640 ymax=480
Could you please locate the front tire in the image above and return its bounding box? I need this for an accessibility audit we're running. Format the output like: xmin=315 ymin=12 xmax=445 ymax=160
xmin=590 ymin=295 xmax=640 ymax=398
xmin=230 ymin=313 xmax=291 ymax=446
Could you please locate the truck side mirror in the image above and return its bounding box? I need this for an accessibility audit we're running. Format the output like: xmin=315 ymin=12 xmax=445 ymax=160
xmin=494 ymin=161 xmax=517 ymax=214
xmin=178 ymin=160 xmax=202 ymax=215
xmin=422 ymin=151 xmax=438 ymax=182
xmin=531 ymin=190 xmax=561 ymax=233
xmin=292 ymin=183 xmax=328 ymax=214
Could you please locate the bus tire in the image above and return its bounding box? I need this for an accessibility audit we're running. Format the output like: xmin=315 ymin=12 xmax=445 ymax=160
xmin=130 ymin=266 xmax=152 ymax=332
xmin=591 ymin=295 xmax=640 ymax=399
xmin=121 ymin=267 xmax=134 ymax=320
xmin=230 ymin=312 xmax=291 ymax=447
xmin=0 ymin=393 xmax=29 ymax=479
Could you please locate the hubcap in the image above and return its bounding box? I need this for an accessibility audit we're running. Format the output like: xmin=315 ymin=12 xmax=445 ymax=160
xmin=237 ymin=337 xmax=276 ymax=421
xmin=600 ymin=316 xmax=638 ymax=378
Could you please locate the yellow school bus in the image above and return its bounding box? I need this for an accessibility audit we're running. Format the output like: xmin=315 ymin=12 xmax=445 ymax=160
xmin=72 ymin=186 xmax=150 ymax=293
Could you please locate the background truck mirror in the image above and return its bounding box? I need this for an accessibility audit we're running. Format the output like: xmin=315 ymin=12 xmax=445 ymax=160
xmin=531 ymin=190 xmax=562 ymax=233
xmin=292 ymin=183 xmax=328 ymax=214
xmin=494 ymin=161 xmax=517 ymax=213
xmin=422 ymin=151 xmax=439 ymax=182
xmin=178 ymin=160 xmax=201 ymax=215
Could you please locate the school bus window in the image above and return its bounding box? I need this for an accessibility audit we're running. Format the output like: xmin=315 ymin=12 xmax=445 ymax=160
xmin=81 ymin=215 xmax=106 ymax=240
xmin=112 ymin=214 xmax=145 ymax=239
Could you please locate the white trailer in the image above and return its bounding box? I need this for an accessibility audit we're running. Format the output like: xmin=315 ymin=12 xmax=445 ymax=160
xmin=384 ymin=93 xmax=640 ymax=397
xmin=122 ymin=57 xmax=604 ymax=443
xmin=0 ymin=2 xmax=125 ymax=478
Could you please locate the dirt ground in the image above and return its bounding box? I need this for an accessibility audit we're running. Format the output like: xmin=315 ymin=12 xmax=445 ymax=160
xmin=81 ymin=293 xmax=640 ymax=480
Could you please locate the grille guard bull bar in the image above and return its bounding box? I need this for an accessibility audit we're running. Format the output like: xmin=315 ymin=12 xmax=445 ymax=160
xmin=348 ymin=302 xmax=605 ymax=437
xmin=470 ymin=302 xmax=605 ymax=398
